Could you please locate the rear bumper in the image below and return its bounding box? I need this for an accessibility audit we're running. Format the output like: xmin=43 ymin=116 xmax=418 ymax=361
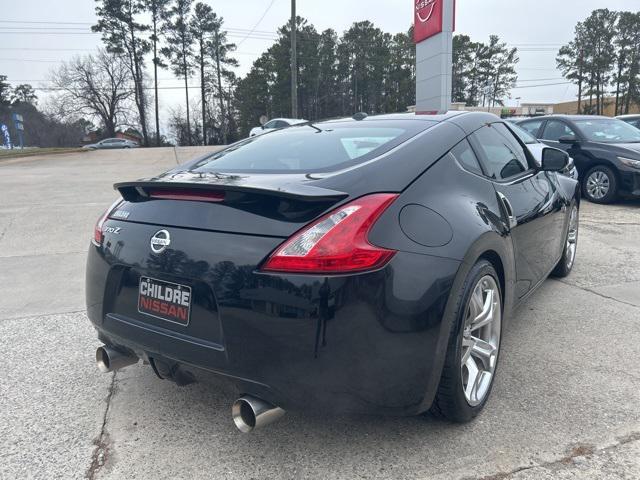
xmin=86 ymin=244 xmax=461 ymax=416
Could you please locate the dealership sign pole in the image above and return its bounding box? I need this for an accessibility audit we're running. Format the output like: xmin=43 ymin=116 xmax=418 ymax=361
xmin=414 ymin=0 xmax=456 ymax=114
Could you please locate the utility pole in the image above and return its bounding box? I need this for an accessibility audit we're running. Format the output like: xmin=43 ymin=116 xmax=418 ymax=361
xmin=290 ymin=0 xmax=298 ymax=118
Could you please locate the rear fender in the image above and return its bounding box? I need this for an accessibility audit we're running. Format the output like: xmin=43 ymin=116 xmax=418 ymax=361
xmin=416 ymin=231 xmax=515 ymax=412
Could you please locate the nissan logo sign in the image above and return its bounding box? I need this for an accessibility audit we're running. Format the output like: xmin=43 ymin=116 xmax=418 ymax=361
xmin=150 ymin=230 xmax=171 ymax=254
xmin=416 ymin=0 xmax=436 ymax=23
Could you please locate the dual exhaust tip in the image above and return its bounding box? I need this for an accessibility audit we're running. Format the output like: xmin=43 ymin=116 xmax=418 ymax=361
xmin=95 ymin=345 xmax=284 ymax=432
xmin=231 ymin=396 xmax=285 ymax=433
xmin=96 ymin=345 xmax=138 ymax=373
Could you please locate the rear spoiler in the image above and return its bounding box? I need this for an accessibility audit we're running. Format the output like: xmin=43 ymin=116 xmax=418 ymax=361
xmin=114 ymin=180 xmax=348 ymax=203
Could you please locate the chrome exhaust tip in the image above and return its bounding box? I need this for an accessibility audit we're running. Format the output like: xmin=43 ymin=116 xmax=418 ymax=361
xmin=232 ymin=396 xmax=285 ymax=433
xmin=96 ymin=346 xmax=138 ymax=373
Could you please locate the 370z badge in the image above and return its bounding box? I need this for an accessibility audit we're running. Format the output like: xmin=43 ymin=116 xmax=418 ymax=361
xmin=138 ymin=276 xmax=192 ymax=325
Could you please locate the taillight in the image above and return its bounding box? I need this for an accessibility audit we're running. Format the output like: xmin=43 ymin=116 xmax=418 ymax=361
xmin=261 ymin=193 xmax=399 ymax=274
xmin=92 ymin=199 xmax=123 ymax=246
xmin=148 ymin=189 xmax=225 ymax=202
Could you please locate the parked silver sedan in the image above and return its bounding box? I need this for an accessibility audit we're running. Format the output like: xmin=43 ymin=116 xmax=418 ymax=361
xmin=83 ymin=138 xmax=140 ymax=150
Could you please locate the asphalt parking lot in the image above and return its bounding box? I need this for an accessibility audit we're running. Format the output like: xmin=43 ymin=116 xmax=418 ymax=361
xmin=0 ymin=149 xmax=639 ymax=480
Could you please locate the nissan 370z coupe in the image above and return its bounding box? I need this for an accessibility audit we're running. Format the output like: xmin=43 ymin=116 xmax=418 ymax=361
xmin=86 ymin=112 xmax=580 ymax=431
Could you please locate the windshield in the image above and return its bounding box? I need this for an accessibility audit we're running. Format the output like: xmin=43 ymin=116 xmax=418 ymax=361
xmin=192 ymin=121 xmax=431 ymax=174
xmin=574 ymin=119 xmax=640 ymax=143
xmin=508 ymin=123 xmax=538 ymax=144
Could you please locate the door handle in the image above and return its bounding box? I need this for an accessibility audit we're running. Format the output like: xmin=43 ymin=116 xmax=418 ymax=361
xmin=497 ymin=192 xmax=518 ymax=230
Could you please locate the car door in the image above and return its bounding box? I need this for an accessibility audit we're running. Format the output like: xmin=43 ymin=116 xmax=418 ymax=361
xmin=539 ymin=119 xmax=578 ymax=150
xmin=539 ymin=119 xmax=591 ymax=175
xmin=469 ymin=123 xmax=566 ymax=298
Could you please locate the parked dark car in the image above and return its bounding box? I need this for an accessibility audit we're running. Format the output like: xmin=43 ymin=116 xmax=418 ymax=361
xmin=518 ymin=115 xmax=640 ymax=203
xmin=617 ymin=114 xmax=640 ymax=130
xmin=87 ymin=112 xmax=579 ymax=432
xmin=508 ymin=122 xmax=578 ymax=180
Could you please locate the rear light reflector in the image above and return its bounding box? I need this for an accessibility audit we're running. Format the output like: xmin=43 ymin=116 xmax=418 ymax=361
xmin=92 ymin=199 xmax=123 ymax=246
xmin=261 ymin=193 xmax=399 ymax=274
xmin=148 ymin=189 xmax=225 ymax=202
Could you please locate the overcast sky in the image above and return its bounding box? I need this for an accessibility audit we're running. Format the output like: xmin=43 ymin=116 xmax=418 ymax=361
xmin=1 ymin=0 xmax=638 ymax=119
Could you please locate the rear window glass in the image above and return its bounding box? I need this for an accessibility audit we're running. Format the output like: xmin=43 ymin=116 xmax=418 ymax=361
xmin=192 ymin=121 xmax=431 ymax=174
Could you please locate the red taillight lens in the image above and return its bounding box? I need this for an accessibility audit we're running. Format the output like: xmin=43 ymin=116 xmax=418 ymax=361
xmin=148 ymin=189 xmax=225 ymax=202
xmin=92 ymin=199 xmax=123 ymax=246
xmin=261 ymin=193 xmax=399 ymax=274
xmin=93 ymin=211 xmax=108 ymax=245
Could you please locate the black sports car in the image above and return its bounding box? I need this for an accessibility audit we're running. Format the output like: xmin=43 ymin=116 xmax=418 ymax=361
xmin=87 ymin=112 xmax=580 ymax=432
xmin=518 ymin=115 xmax=640 ymax=203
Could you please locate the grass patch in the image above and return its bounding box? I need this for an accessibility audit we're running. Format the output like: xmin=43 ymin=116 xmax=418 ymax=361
xmin=0 ymin=148 xmax=83 ymax=160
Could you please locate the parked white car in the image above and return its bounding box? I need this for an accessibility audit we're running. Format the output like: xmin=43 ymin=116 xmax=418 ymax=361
xmin=83 ymin=138 xmax=140 ymax=150
xmin=249 ymin=118 xmax=308 ymax=137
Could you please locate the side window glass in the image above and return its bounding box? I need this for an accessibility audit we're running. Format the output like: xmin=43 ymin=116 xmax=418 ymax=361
xmin=542 ymin=120 xmax=577 ymax=141
xmin=471 ymin=125 xmax=529 ymax=180
xmin=264 ymin=120 xmax=277 ymax=129
xmin=519 ymin=120 xmax=543 ymax=137
xmin=451 ymin=139 xmax=483 ymax=175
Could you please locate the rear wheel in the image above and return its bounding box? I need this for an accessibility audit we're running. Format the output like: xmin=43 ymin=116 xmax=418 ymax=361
xmin=582 ymin=165 xmax=617 ymax=204
xmin=430 ymin=261 xmax=502 ymax=422
xmin=552 ymin=204 xmax=579 ymax=278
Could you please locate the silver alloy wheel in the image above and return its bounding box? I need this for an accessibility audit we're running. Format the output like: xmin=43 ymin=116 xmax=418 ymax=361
xmin=586 ymin=171 xmax=610 ymax=200
xmin=461 ymin=275 xmax=501 ymax=407
xmin=565 ymin=206 xmax=579 ymax=270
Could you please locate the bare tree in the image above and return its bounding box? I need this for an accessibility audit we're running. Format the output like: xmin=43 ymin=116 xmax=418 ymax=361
xmin=49 ymin=50 xmax=134 ymax=137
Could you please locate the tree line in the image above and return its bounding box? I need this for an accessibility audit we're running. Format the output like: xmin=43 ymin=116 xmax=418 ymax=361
xmin=4 ymin=0 xmax=523 ymax=147
xmin=0 ymin=75 xmax=93 ymax=148
xmin=557 ymin=9 xmax=640 ymax=116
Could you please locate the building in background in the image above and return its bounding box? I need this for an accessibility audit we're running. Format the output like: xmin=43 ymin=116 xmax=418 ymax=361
xmin=553 ymin=97 xmax=640 ymax=116
xmin=407 ymin=102 xmax=555 ymax=118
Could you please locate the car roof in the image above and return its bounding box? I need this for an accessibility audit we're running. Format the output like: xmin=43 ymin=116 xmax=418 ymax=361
xmin=301 ymin=111 xmax=501 ymax=136
xmin=616 ymin=114 xmax=640 ymax=119
xmin=270 ymin=118 xmax=308 ymax=124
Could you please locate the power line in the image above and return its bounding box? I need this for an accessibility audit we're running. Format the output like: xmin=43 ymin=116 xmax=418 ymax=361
xmin=512 ymin=81 xmax=572 ymax=89
xmin=0 ymin=20 xmax=94 ymax=25
xmin=235 ymin=0 xmax=278 ymax=47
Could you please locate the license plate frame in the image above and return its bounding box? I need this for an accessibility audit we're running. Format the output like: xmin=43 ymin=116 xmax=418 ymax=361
xmin=138 ymin=276 xmax=192 ymax=326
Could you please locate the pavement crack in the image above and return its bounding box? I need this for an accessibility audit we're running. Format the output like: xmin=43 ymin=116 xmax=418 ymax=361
xmin=86 ymin=372 xmax=117 ymax=480
xmin=0 ymin=213 xmax=16 ymax=244
xmin=555 ymin=279 xmax=640 ymax=309
xmin=475 ymin=432 xmax=640 ymax=480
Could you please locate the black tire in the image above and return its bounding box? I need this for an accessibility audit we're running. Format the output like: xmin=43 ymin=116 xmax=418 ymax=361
xmin=430 ymin=260 xmax=502 ymax=423
xmin=552 ymin=204 xmax=579 ymax=278
xmin=582 ymin=165 xmax=618 ymax=204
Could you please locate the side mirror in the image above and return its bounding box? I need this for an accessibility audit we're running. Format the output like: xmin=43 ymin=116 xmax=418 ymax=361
xmin=261 ymin=125 xmax=265 ymax=130
xmin=558 ymin=135 xmax=578 ymax=144
xmin=541 ymin=147 xmax=570 ymax=172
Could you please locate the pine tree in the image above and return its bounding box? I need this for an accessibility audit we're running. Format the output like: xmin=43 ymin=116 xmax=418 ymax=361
xmin=208 ymin=12 xmax=238 ymax=145
xmin=162 ymin=0 xmax=195 ymax=145
xmin=143 ymin=0 xmax=170 ymax=146
xmin=93 ymin=0 xmax=151 ymax=145
xmin=190 ymin=2 xmax=216 ymax=145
